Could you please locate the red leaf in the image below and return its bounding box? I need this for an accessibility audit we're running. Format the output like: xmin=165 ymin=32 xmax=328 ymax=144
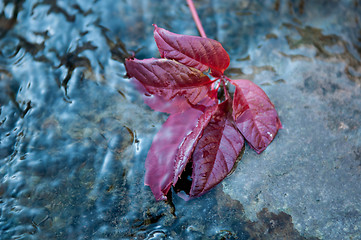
xmin=144 ymin=107 xmax=205 ymax=201
xmin=125 ymin=58 xmax=213 ymax=105
xmin=131 ymin=77 xmax=192 ymax=114
xmin=173 ymin=103 xmax=218 ymax=184
xmin=132 ymin=78 xmax=218 ymax=114
xmin=187 ymin=100 xmax=245 ymax=199
xmin=143 ymin=94 xmax=193 ymax=114
xmin=231 ymin=79 xmax=282 ymax=153
xmin=154 ymin=25 xmax=230 ymax=77
xmin=126 ymin=25 xmax=282 ymax=201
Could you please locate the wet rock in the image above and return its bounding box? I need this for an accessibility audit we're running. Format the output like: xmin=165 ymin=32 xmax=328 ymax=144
xmin=246 ymin=208 xmax=319 ymax=240
xmin=222 ymin=1 xmax=361 ymax=239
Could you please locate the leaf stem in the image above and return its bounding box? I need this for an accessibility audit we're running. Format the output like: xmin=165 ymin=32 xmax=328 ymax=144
xmin=186 ymin=0 xmax=207 ymax=38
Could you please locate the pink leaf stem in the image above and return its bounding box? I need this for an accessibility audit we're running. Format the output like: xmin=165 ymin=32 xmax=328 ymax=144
xmin=186 ymin=0 xmax=207 ymax=38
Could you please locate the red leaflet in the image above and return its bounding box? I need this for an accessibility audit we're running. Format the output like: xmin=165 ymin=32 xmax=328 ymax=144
xmin=189 ymin=101 xmax=244 ymax=198
xmin=131 ymin=78 xmax=192 ymax=114
xmin=125 ymin=58 xmax=213 ymax=106
xmin=173 ymin=102 xmax=218 ymax=184
xmin=145 ymin=95 xmax=219 ymax=200
xmin=144 ymin=107 xmax=204 ymax=200
xmin=231 ymin=79 xmax=282 ymax=153
xmin=154 ymin=25 xmax=230 ymax=77
xmin=125 ymin=25 xmax=281 ymax=201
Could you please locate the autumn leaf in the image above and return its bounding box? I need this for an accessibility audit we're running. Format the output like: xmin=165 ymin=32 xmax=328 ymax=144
xmin=231 ymin=79 xmax=282 ymax=153
xmin=188 ymin=100 xmax=244 ymax=198
xmin=173 ymin=102 xmax=218 ymax=184
xmin=131 ymin=78 xmax=193 ymax=114
xmin=125 ymin=25 xmax=281 ymax=201
xmin=125 ymin=58 xmax=214 ymax=106
xmin=144 ymin=107 xmax=205 ymax=200
xmin=154 ymin=25 xmax=230 ymax=77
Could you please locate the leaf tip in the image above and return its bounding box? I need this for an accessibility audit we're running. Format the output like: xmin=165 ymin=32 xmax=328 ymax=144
xmin=277 ymin=118 xmax=283 ymax=129
xmin=144 ymin=181 xmax=169 ymax=201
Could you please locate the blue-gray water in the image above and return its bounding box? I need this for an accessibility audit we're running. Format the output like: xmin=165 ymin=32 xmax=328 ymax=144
xmin=1 ymin=0 xmax=360 ymax=239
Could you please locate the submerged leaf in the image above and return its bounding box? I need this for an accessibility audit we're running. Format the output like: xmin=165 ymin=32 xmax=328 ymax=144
xmin=186 ymin=100 xmax=245 ymax=199
xmin=154 ymin=25 xmax=230 ymax=77
xmin=125 ymin=58 xmax=213 ymax=105
xmin=231 ymin=79 xmax=282 ymax=153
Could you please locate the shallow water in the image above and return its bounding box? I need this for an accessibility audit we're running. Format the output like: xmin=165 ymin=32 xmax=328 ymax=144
xmin=1 ymin=0 xmax=360 ymax=239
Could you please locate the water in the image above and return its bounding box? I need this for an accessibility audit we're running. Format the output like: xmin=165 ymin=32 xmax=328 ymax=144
xmin=1 ymin=0 xmax=360 ymax=239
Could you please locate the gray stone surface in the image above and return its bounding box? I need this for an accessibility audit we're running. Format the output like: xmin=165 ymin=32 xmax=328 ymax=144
xmin=223 ymin=7 xmax=361 ymax=239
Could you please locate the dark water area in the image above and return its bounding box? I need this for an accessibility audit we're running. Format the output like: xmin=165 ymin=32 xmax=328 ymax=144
xmin=1 ymin=0 xmax=361 ymax=239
